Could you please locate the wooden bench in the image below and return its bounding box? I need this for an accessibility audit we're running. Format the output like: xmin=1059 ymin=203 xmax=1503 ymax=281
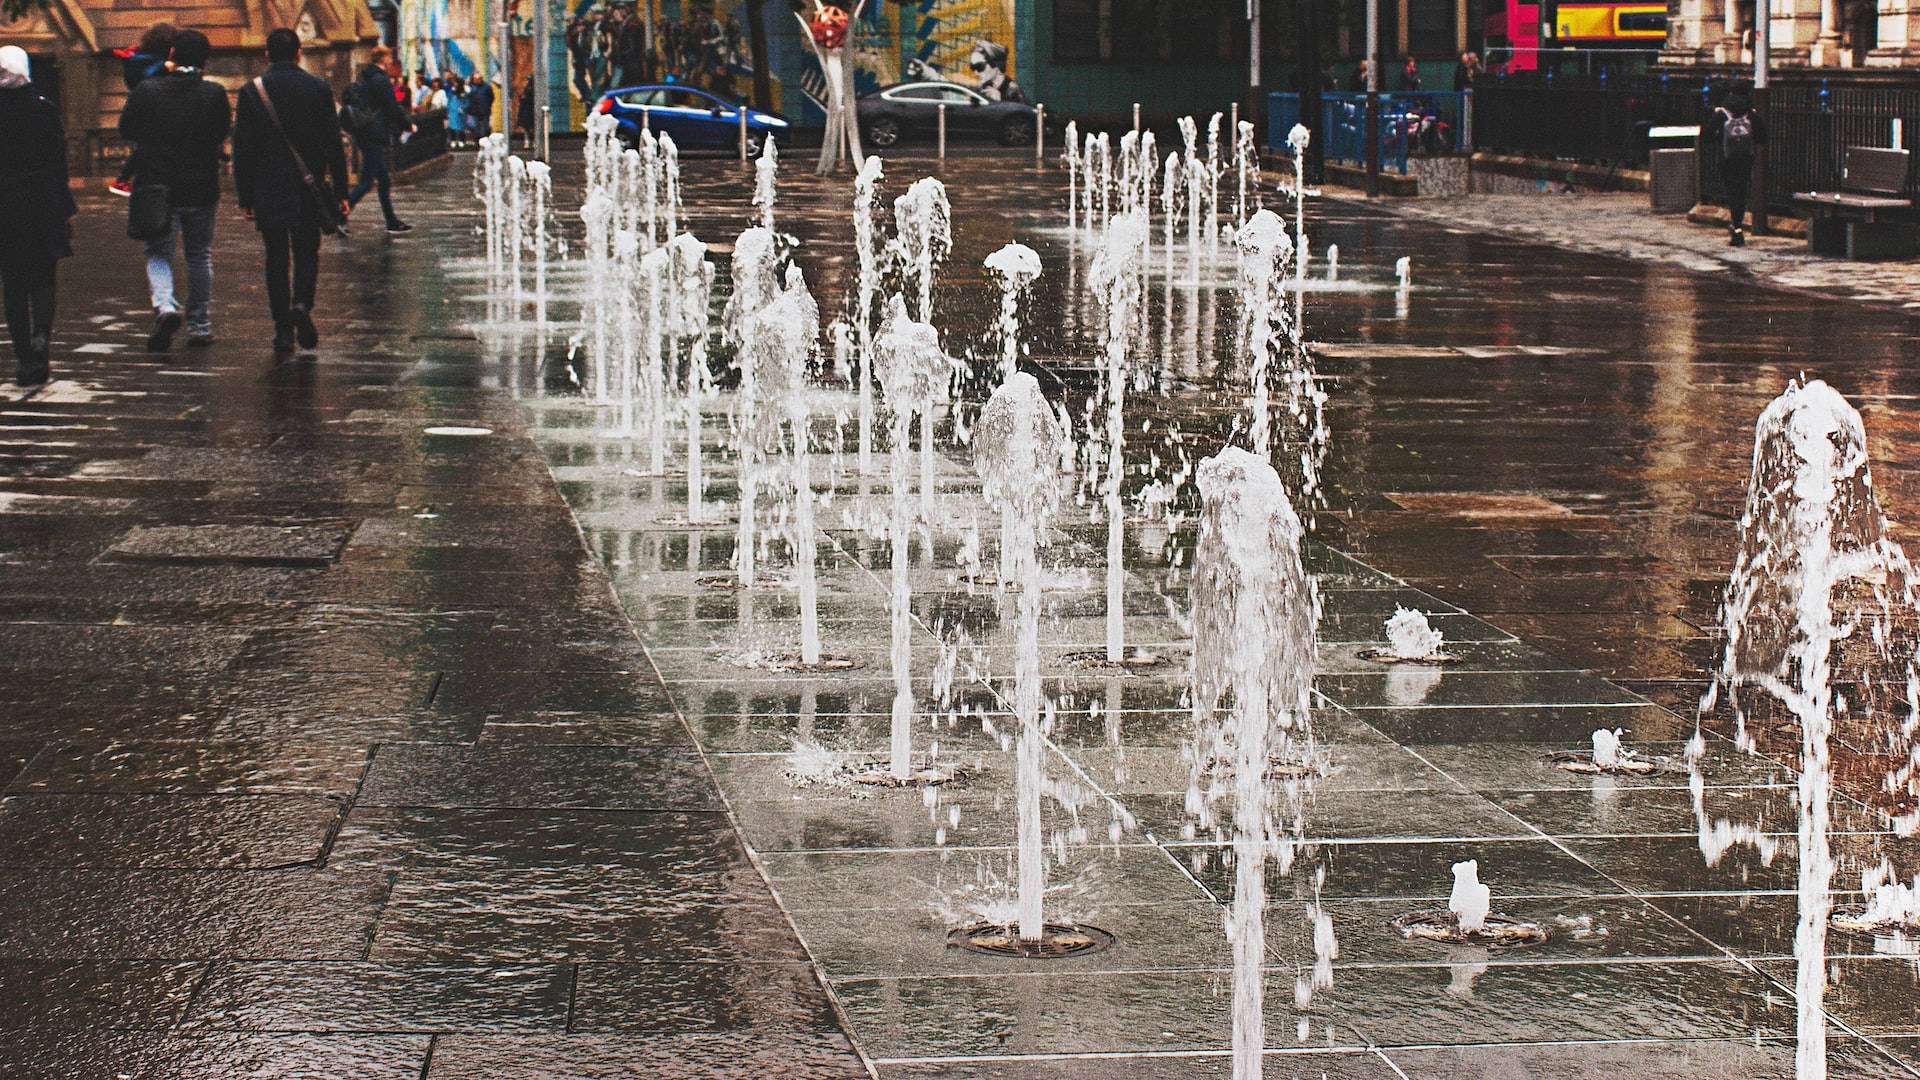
xmin=1792 ymin=146 xmax=1916 ymax=260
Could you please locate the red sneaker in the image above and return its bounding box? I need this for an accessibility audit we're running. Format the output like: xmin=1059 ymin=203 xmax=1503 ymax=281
xmin=108 ymin=178 xmax=133 ymax=197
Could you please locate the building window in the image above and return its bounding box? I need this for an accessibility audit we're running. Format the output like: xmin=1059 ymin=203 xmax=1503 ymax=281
xmin=1054 ymin=0 xmax=1240 ymax=63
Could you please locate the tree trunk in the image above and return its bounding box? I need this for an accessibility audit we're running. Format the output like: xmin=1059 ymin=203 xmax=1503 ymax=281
xmin=745 ymin=0 xmax=775 ymax=113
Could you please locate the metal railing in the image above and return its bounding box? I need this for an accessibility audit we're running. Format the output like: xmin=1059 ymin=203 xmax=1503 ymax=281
xmin=1471 ymin=73 xmax=1918 ymax=208
xmin=1268 ymin=92 xmax=1472 ymax=175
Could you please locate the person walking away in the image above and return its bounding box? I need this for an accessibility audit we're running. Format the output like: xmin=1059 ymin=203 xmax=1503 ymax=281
xmin=118 ymin=29 xmax=229 ymax=352
xmin=464 ymin=73 xmax=494 ymax=141
xmin=515 ymin=74 xmax=535 ymax=150
xmin=342 ymin=45 xmax=414 ymax=234
xmin=444 ymin=74 xmax=468 ymax=148
xmin=107 ymin=23 xmax=175 ymax=197
xmin=1706 ymin=80 xmax=1767 ymax=246
xmin=233 ymin=28 xmax=349 ymax=354
xmin=0 ymin=45 xmax=74 ymax=387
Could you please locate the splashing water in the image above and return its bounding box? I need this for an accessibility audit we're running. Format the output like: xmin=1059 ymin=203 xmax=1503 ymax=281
xmin=1091 ymin=211 xmax=1147 ymax=662
xmin=1591 ymin=728 xmax=1624 ymax=770
xmin=667 ymin=234 xmax=715 ymax=523
xmin=874 ymin=296 xmax=950 ymax=778
xmin=726 ymin=227 xmax=786 ymax=586
xmin=853 ymin=155 xmax=886 ymax=475
xmin=1234 ymin=210 xmax=1294 ymax=460
xmin=983 ymin=244 xmax=1041 ymax=381
xmin=1062 ymin=119 xmax=1079 ymax=231
xmin=1448 ymin=860 xmax=1492 ymax=933
xmin=893 ymin=178 xmax=952 ymax=323
xmin=1384 ymin=606 xmax=1445 ymax=660
xmin=1189 ymin=447 xmax=1320 ymax=1080
xmin=976 ymin=372 xmax=1068 ymax=940
xmin=753 ymin=136 xmax=778 ymax=229
xmin=742 ymin=267 xmax=821 ymax=662
xmin=1694 ymin=378 xmax=1920 ymax=1080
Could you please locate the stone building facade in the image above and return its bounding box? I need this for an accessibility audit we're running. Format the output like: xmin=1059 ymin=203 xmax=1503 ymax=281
xmin=1665 ymin=0 xmax=1920 ymax=69
xmin=0 ymin=0 xmax=379 ymax=172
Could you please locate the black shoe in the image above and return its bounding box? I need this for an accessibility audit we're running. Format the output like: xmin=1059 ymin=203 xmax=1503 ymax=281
xmin=1729 ymin=227 xmax=1745 ymax=247
xmin=147 ymin=309 xmax=182 ymax=353
xmin=13 ymin=360 xmax=47 ymax=387
xmin=386 ymin=221 xmax=414 ymax=234
xmin=290 ymin=304 xmax=318 ymax=350
xmin=272 ymin=325 xmax=296 ymax=353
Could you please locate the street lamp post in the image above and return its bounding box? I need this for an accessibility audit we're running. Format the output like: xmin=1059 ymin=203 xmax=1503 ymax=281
xmin=1365 ymin=0 xmax=1380 ymax=195
xmin=532 ymin=0 xmax=549 ymax=160
xmin=1753 ymin=0 xmax=1770 ymax=234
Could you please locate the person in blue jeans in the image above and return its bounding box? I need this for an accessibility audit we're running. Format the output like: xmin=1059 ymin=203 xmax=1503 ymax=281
xmin=117 ymin=29 xmax=229 ymax=350
xmin=342 ymin=45 xmax=414 ymax=234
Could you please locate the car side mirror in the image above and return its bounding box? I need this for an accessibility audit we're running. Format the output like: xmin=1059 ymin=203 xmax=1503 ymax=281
xmin=711 ymin=106 xmax=723 ymax=116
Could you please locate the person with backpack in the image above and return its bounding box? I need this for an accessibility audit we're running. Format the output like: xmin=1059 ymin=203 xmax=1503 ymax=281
xmin=106 ymin=23 xmax=175 ymax=197
xmin=117 ymin=29 xmax=230 ymax=351
xmin=341 ymin=45 xmax=413 ymax=234
xmin=463 ymin=73 xmax=494 ymax=141
xmin=232 ymin=28 xmax=349 ymax=353
xmin=1706 ymin=80 xmax=1767 ymax=247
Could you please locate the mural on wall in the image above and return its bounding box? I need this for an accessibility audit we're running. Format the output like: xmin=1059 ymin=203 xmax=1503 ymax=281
xmin=808 ymin=0 xmax=1019 ymax=116
xmin=400 ymin=0 xmax=482 ymax=79
xmin=563 ymin=2 xmax=762 ymax=103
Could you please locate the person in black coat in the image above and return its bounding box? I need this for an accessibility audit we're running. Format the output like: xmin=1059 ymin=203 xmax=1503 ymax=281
xmin=1705 ymin=80 xmax=1769 ymax=246
xmin=233 ymin=29 xmax=350 ymax=353
xmin=0 ymin=45 xmax=74 ymax=386
xmin=118 ymin=28 xmax=230 ymax=351
xmin=343 ymin=45 xmax=414 ymax=233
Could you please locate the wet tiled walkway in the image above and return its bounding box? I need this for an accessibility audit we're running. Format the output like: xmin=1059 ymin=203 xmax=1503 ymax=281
xmin=0 ymin=191 xmax=862 ymax=1077
xmin=5 ymin=145 xmax=1920 ymax=1079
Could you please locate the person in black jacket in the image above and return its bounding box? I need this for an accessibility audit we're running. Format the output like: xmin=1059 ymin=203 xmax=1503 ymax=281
xmin=343 ymin=45 xmax=414 ymax=234
xmin=107 ymin=22 xmax=175 ymax=197
xmin=118 ymin=29 xmax=229 ymax=351
xmin=464 ymin=73 xmax=495 ymax=140
xmin=0 ymin=45 xmax=75 ymax=386
xmin=233 ymin=29 xmax=350 ymax=353
xmin=1705 ymin=79 xmax=1768 ymax=246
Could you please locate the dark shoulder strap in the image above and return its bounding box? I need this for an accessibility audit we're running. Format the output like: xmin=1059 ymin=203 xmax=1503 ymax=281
xmin=251 ymin=75 xmax=319 ymax=184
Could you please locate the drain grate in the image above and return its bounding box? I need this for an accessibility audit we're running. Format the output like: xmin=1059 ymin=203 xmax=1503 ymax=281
xmin=948 ymin=922 xmax=1115 ymax=958
xmin=1358 ymin=648 xmax=1461 ymax=666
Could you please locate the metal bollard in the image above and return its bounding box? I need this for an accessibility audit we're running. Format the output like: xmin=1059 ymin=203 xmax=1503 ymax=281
xmin=937 ymin=102 xmax=947 ymax=160
xmin=1132 ymin=102 xmax=1141 ymax=132
xmin=640 ymin=105 xmax=651 ymax=134
xmin=739 ymin=104 xmax=749 ymax=164
xmin=1035 ymin=103 xmax=1045 ymax=163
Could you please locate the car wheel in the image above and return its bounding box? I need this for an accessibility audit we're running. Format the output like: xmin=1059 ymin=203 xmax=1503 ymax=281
xmin=614 ymin=126 xmax=637 ymax=151
xmin=866 ymin=117 xmax=900 ymax=148
xmin=998 ymin=116 xmax=1035 ymax=146
xmin=742 ymin=132 xmax=766 ymax=157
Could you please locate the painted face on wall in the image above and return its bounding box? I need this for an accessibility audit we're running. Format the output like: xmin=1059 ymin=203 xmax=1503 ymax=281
xmin=967 ymin=41 xmax=1023 ymax=104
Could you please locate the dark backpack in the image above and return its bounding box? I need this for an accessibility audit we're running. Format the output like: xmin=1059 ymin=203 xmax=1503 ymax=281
xmin=339 ymin=81 xmax=379 ymax=134
xmin=1721 ymin=109 xmax=1755 ymax=159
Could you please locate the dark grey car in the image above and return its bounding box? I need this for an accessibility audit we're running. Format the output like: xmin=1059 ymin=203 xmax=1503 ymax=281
xmin=856 ymin=81 xmax=1039 ymax=148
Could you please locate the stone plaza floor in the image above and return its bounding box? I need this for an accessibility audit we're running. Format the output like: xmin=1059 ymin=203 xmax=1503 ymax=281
xmin=2 ymin=147 xmax=1920 ymax=1078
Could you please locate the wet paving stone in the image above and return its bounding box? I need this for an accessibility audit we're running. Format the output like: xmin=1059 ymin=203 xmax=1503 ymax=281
xmin=0 ymin=959 xmax=204 ymax=1029
xmin=876 ymin=1052 xmax=1402 ymax=1079
xmin=368 ymin=869 xmax=805 ymax=963
xmin=103 ymin=523 xmax=354 ymax=567
xmin=0 ymin=793 xmax=342 ymax=868
xmin=0 ymin=1030 xmax=432 ymax=1080
xmin=189 ymin=961 xmax=571 ymax=1033
xmin=6 ymin=740 xmax=373 ymax=797
xmin=0 ymin=869 xmax=388 ymax=959
xmin=356 ymin=745 xmax=720 ymax=810
xmin=328 ymin=806 xmax=743 ymax=872
xmin=569 ymin=961 xmax=843 ymax=1032
xmin=421 ymin=1031 xmax=868 ymax=1079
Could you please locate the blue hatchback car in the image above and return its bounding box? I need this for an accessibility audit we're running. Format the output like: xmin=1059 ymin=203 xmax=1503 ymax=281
xmin=593 ymin=84 xmax=788 ymax=154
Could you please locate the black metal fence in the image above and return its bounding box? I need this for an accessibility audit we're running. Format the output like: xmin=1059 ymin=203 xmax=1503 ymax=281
xmin=1473 ymin=73 xmax=1920 ymax=208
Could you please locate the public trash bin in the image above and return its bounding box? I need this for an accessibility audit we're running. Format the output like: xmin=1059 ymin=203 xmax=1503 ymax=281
xmin=1648 ymin=125 xmax=1701 ymax=214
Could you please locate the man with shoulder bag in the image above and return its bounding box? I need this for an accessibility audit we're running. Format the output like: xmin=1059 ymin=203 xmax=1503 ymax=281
xmin=231 ymin=28 xmax=349 ymax=353
xmin=117 ymin=29 xmax=229 ymax=351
